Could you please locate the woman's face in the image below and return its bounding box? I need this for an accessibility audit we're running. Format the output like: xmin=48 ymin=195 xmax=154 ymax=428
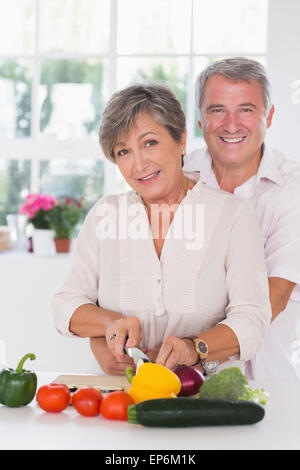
xmin=113 ymin=112 xmax=186 ymax=204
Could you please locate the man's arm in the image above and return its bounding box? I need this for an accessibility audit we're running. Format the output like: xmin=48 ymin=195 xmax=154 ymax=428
xmin=268 ymin=277 xmax=296 ymax=322
xmin=90 ymin=337 xmax=135 ymax=375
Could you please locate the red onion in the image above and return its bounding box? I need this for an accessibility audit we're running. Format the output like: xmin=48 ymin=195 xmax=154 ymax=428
xmin=173 ymin=365 xmax=205 ymax=396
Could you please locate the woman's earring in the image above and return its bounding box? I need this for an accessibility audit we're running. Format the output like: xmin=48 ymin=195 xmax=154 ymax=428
xmin=181 ymin=150 xmax=185 ymax=168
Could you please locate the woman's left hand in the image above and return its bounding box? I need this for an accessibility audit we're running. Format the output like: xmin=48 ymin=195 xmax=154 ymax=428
xmin=155 ymin=335 xmax=199 ymax=370
xmin=106 ymin=315 xmax=143 ymax=362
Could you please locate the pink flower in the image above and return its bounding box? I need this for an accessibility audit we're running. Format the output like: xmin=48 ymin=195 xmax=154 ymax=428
xmin=18 ymin=193 xmax=58 ymax=219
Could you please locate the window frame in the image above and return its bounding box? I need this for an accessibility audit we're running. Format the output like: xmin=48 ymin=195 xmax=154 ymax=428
xmin=0 ymin=0 xmax=268 ymax=197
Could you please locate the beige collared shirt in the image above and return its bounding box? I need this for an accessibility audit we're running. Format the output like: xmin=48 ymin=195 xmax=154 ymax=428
xmin=52 ymin=172 xmax=271 ymax=364
xmin=184 ymin=145 xmax=300 ymax=380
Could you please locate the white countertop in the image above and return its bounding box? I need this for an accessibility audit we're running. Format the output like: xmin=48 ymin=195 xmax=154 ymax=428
xmin=1 ymin=371 xmax=300 ymax=451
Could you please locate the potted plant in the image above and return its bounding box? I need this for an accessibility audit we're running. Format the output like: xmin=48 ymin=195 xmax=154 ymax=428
xmin=19 ymin=194 xmax=58 ymax=256
xmin=47 ymin=198 xmax=83 ymax=253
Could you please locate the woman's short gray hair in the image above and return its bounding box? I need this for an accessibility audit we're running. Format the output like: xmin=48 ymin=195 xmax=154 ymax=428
xmin=99 ymin=83 xmax=186 ymax=163
xmin=196 ymin=57 xmax=272 ymax=115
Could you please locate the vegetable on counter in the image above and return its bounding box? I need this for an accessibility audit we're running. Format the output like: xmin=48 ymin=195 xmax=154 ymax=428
xmin=100 ymin=391 xmax=134 ymax=421
xmin=36 ymin=383 xmax=70 ymax=413
xmin=198 ymin=367 xmax=270 ymax=406
xmin=128 ymin=397 xmax=265 ymax=427
xmin=72 ymin=387 xmax=103 ymax=417
xmin=0 ymin=353 xmax=37 ymax=408
xmin=172 ymin=365 xmax=205 ymax=396
xmin=126 ymin=362 xmax=181 ymax=404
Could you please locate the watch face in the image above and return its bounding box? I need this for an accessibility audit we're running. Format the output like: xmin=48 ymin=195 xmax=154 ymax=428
xmin=202 ymin=360 xmax=219 ymax=375
xmin=205 ymin=361 xmax=218 ymax=371
xmin=197 ymin=341 xmax=208 ymax=355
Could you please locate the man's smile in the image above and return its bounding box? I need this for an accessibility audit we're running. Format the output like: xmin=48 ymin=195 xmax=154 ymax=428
xmin=219 ymin=136 xmax=247 ymax=144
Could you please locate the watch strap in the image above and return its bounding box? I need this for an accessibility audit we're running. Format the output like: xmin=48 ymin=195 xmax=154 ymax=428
xmin=183 ymin=336 xmax=208 ymax=362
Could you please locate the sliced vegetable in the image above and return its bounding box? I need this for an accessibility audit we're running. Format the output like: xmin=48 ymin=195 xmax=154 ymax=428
xmin=172 ymin=365 xmax=205 ymax=396
xmin=100 ymin=391 xmax=134 ymax=421
xmin=0 ymin=353 xmax=37 ymax=408
xmin=36 ymin=383 xmax=70 ymax=413
xmin=126 ymin=362 xmax=181 ymax=404
xmin=72 ymin=387 xmax=102 ymax=417
xmin=136 ymin=358 xmax=144 ymax=373
xmin=67 ymin=384 xmax=124 ymax=395
xmin=128 ymin=397 xmax=265 ymax=427
xmin=239 ymin=385 xmax=270 ymax=406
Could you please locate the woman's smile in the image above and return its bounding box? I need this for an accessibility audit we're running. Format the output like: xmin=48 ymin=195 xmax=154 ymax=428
xmin=137 ymin=170 xmax=161 ymax=184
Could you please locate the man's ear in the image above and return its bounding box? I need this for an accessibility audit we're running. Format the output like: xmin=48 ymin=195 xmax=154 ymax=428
xmin=266 ymin=105 xmax=275 ymax=128
xmin=197 ymin=119 xmax=203 ymax=130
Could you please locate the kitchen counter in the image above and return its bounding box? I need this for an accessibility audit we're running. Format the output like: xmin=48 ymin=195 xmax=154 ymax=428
xmin=0 ymin=371 xmax=299 ymax=451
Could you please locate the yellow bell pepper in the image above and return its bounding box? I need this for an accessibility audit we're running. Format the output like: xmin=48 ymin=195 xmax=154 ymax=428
xmin=126 ymin=363 xmax=181 ymax=404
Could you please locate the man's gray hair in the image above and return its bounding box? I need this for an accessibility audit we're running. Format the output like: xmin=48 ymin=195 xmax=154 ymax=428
xmin=196 ymin=57 xmax=272 ymax=115
xmin=99 ymin=83 xmax=186 ymax=163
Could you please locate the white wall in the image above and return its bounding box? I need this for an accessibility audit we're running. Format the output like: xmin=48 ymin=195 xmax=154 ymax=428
xmin=267 ymin=0 xmax=300 ymax=161
xmin=0 ymin=253 xmax=100 ymax=374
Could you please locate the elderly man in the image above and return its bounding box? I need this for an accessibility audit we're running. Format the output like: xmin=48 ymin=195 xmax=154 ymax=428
xmin=184 ymin=57 xmax=300 ymax=381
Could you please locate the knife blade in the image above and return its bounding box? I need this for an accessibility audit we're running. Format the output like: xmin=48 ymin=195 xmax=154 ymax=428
xmin=124 ymin=346 xmax=151 ymax=365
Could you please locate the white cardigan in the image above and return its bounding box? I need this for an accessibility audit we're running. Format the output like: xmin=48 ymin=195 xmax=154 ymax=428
xmin=52 ymin=172 xmax=271 ymax=363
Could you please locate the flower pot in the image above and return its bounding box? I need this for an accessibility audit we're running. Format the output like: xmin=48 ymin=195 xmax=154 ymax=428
xmin=32 ymin=229 xmax=55 ymax=257
xmin=54 ymin=238 xmax=72 ymax=253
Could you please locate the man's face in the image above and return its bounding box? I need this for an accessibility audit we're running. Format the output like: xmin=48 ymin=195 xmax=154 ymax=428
xmin=199 ymin=75 xmax=274 ymax=169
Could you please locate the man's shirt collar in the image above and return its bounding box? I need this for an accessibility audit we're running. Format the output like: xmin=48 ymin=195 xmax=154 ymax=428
xmin=256 ymin=143 xmax=284 ymax=187
xmin=185 ymin=143 xmax=284 ymax=191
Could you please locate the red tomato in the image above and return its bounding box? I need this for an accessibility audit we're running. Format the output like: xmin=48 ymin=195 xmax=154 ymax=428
xmin=100 ymin=391 xmax=134 ymax=421
xmin=36 ymin=383 xmax=70 ymax=413
xmin=72 ymin=388 xmax=103 ymax=417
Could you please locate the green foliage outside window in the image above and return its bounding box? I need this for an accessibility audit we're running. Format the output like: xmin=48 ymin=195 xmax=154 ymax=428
xmin=134 ymin=63 xmax=188 ymax=115
xmin=40 ymin=59 xmax=105 ymax=135
xmin=0 ymin=59 xmax=105 ymax=224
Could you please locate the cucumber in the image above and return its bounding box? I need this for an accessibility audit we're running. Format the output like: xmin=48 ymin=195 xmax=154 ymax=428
xmin=128 ymin=398 xmax=265 ymax=427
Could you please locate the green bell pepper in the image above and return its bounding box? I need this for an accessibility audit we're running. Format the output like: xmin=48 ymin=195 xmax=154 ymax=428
xmin=0 ymin=353 xmax=37 ymax=407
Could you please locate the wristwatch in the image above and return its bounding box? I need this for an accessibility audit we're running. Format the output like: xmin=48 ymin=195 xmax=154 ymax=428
xmin=183 ymin=336 xmax=218 ymax=375
xmin=201 ymin=360 xmax=219 ymax=376
xmin=183 ymin=336 xmax=208 ymax=360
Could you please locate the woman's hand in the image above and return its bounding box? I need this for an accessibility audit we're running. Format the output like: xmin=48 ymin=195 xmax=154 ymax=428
xmin=155 ymin=335 xmax=199 ymax=370
xmin=90 ymin=337 xmax=135 ymax=375
xmin=144 ymin=346 xmax=160 ymax=363
xmin=105 ymin=316 xmax=143 ymax=362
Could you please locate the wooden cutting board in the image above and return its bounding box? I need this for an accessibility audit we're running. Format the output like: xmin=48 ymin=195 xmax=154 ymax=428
xmin=53 ymin=374 xmax=199 ymax=399
xmin=53 ymin=374 xmax=131 ymax=393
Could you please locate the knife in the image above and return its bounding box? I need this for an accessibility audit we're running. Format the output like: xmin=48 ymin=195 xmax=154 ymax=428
xmin=124 ymin=346 xmax=151 ymax=366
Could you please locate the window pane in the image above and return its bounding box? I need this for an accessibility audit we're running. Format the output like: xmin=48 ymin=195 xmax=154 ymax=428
xmin=118 ymin=0 xmax=192 ymax=54
xmin=0 ymin=0 xmax=35 ymax=55
xmin=39 ymin=0 xmax=110 ymax=54
xmin=39 ymin=59 xmax=108 ymax=139
xmin=117 ymin=57 xmax=189 ymax=114
xmin=116 ymin=167 xmax=131 ymax=195
xmin=193 ymin=0 xmax=268 ymax=54
xmin=0 ymin=60 xmax=32 ymax=138
xmin=39 ymin=159 xmax=104 ymax=217
xmin=0 ymin=160 xmax=31 ymax=225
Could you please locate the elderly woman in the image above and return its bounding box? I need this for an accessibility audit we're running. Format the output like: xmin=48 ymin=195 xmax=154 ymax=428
xmin=52 ymin=83 xmax=271 ymax=376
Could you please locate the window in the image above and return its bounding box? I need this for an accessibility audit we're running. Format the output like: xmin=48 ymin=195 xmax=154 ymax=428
xmin=0 ymin=0 xmax=268 ymax=224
